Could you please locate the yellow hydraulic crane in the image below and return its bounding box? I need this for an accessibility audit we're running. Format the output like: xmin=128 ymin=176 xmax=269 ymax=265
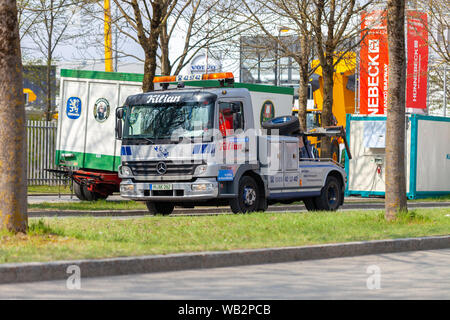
xmin=104 ymin=0 xmax=113 ymax=72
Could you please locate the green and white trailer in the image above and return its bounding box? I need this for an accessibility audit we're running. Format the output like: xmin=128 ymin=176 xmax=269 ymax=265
xmin=56 ymin=69 xmax=295 ymax=200
xmin=345 ymin=114 xmax=450 ymax=199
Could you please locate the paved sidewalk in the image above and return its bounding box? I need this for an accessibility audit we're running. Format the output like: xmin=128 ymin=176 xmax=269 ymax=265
xmin=1 ymin=249 xmax=449 ymax=299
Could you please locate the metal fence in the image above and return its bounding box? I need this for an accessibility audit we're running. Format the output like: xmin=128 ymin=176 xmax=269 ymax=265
xmin=27 ymin=120 xmax=59 ymax=185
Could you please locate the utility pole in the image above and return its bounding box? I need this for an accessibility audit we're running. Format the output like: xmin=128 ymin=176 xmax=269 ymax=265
xmin=114 ymin=3 xmax=118 ymax=72
xmin=104 ymin=0 xmax=113 ymax=72
xmin=0 ymin=0 xmax=28 ymax=233
xmin=444 ymin=67 xmax=447 ymax=117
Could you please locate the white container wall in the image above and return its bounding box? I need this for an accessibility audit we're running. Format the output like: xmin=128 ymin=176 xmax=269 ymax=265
xmin=345 ymin=114 xmax=450 ymax=199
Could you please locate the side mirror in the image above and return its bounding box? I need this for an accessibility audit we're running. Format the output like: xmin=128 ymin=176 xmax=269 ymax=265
xmin=116 ymin=107 xmax=124 ymax=120
xmin=115 ymin=107 xmax=124 ymax=140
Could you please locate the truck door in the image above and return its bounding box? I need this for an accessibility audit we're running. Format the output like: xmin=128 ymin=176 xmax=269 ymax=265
xmin=217 ymin=100 xmax=250 ymax=165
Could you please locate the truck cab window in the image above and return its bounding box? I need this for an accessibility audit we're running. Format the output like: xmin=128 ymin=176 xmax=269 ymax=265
xmin=218 ymin=101 xmax=244 ymax=137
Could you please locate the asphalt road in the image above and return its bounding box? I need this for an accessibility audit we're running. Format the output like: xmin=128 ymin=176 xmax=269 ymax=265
xmin=1 ymin=249 xmax=449 ymax=299
xmin=27 ymin=194 xmax=450 ymax=218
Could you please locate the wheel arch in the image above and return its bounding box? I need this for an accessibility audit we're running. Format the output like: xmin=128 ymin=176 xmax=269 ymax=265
xmin=243 ymin=170 xmax=266 ymax=199
xmin=327 ymin=170 xmax=344 ymax=188
xmin=326 ymin=169 xmax=345 ymax=205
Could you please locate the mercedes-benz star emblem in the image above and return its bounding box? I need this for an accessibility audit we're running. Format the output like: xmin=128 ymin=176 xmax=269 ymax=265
xmin=156 ymin=162 xmax=167 ymax=175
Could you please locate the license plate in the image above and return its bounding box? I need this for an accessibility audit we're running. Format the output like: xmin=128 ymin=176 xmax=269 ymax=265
xmin=150 ymin=183 xmax=172 ymax=191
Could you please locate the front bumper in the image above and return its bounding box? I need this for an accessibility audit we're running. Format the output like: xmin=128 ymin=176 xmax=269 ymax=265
xmin=120 ymin=178 xmax=219 ymax=201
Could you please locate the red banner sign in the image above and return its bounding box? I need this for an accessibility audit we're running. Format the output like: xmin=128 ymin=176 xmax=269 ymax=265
xmin=359 ymin=10 xmax=389 ymax=115
xmin=406 ymin=11 xmax=428 ymax=112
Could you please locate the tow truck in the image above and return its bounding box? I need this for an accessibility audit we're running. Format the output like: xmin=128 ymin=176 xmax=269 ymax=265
xmin=115 ymin=72 xmax=349 ymax=214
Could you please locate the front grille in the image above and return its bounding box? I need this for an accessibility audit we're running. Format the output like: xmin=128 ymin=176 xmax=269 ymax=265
xmin=126 ymin=160 xmax=198 ymax=176
xmin=143 ymin=190 xmax=185 ymax=197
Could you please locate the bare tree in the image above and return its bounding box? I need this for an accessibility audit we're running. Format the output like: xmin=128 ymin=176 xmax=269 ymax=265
xmin=159 ymin=0 xmax=193 ymax=75
xmin=112 ymin=0 xmax=178 ymax=91
xmin=239 ymin=0 xmax=316 ymax=131
xmin=238 ymin=0 xmax=373 ymax=138
xmin=17 ymin=0 xmax=42 ymax=41
xmin=307 ymin=0 xmax=373 ymax=157
xmin=409 ymin=0 xmax=449 ymax=116
xmin=25 ymin=0 xmax=81 ymax=121
xmin=385 ymin=0 xmax=407 ymax=220
xmin=412 ymin=0 xmax=449 ymax=64
xmin=0 ymin=0 xmax=28 ymax=233
xmin=158 ymin=0 xmax=247 ymax=76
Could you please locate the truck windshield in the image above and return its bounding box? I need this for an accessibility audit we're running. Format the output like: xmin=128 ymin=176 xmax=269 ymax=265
xmin=123 ymin=101 xmax=215 ymax=141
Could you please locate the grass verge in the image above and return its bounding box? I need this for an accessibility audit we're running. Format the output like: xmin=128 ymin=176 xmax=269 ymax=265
xmin=29 ymin=200 xmax=147 ymax=211
xmin=1 ymin=208 xmax=449 ymax=264
xmin=28 ymin=185 xmax=71 ymax=194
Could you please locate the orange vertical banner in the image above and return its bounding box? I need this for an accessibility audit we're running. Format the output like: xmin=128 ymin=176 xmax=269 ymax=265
xmin=359 ymin=10 xmax=389 ymax=115
xmin=406 ymin=11 xmax=428 ymax=113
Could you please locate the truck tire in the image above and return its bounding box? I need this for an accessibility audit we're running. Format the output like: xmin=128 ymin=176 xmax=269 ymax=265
xmin=73 ymin=181 xmax=87 ymax=201
xmin=303 ymin=198 xmax=318 ymax=211
xmin=230 ymin=175 xmax=260 ymax=214
xmin=313 ymin=176 xmax=342 ymax=211
xmin=146 ymin=202 xmax=174 ymax=215
xmin=82 ymin=185 xmax=98 ymax=201
xmin=262 ymin=115 xmax=300 ymax=136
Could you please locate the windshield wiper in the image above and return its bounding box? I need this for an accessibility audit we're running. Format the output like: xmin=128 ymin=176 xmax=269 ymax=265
xmin=135 ymin=137 xmax=154 ymax=144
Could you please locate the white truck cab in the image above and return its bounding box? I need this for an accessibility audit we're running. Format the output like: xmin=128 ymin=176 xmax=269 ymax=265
xmin=116 ymin=73 xmax=347 ymax=214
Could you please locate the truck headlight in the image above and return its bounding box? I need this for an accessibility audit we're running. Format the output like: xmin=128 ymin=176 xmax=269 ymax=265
xmin=120 ymin=184 xmax=135 ymax=193
xmin=194 ymin=165 xmax=208 ymax=176
xmin=120 ymin=166 xmax=133 ymax=177
xmin=191 ymin=183 xmax=213 ymax=192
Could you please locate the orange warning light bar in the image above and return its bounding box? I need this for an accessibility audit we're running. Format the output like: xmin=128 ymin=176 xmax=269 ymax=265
xmin=153 ymin=75 xmax=176 ymax=83
xmin=153 ymin=72 xmax=234 ymax=83
xmin=202 ymin=72 xmax=234 ymax=80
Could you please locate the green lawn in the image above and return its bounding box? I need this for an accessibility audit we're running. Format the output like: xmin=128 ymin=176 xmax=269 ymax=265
xmin=1 ymin=208 xmax=449 ymax=264
xmin=411 ymin=194 xmax=450 ymax=202
xmin=29 ymin=200 xmax=147 ymax=211
xmin=28 ymin=185 xmax=71 ymax=194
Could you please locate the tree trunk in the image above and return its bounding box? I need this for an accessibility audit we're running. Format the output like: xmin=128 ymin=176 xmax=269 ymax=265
xmin=160 ymin=23 xmax=170 ymax=76
xmin=297 ymin=82 xmax=308 ymax=131
xmin=141 ymin=1 xmax=164 ymax=92
xmin=385 ymin=0 xmax=407 ymax=220
xmin=320 ymin=60 xmax=334 ymax=158
xmin=297 ymin=35 xmax=310 ymax=132
xmin=0 ymin=0 xmax=28 ymax=233
xmin=142 ymin=52 xmax=153 ymax=92
xmin=45 ymin=56 xmax=52 ymax=121
xmin=143 ymin=35 xmax=159 ymax=92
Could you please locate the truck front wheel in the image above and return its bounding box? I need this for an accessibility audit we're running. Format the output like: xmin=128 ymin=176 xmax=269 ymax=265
xmin=230 ymin=175 xmax=260 ymax=214
xmin=314 ymin=176 xmax=342 ymax=211
xmin=145 ymin=202 xmax=174 ymax=215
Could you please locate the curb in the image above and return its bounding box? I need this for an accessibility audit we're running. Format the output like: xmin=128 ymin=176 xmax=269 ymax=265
xmin=1 ymin=235 xmax=449 ymax=284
